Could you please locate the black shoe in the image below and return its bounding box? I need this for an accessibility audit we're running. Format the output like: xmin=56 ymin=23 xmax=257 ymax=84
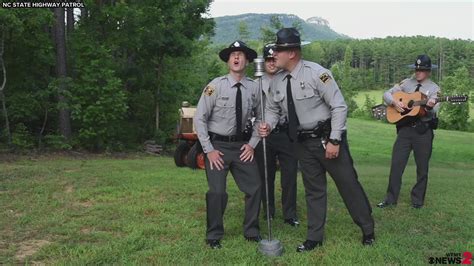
xmin=296 ymin=240 xmax=323 ymax=252
xmin=377 ymin=201 xmax=396 ymax=208
xmin=362 ymin=233 xmax=375 ymax=246
xmin=284 ymin=218 xmax=300 ymax=227
xmin=206 ymin=239 xmax=221 ymax=249
xmin=245 ymin=235 xmax=262 ymax=242
xmin=412 ymin=204 xmax=423 ymax=209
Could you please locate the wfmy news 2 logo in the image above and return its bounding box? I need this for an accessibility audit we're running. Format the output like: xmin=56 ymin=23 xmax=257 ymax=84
xmin=429 ymin=251 xmax=472 ymax=265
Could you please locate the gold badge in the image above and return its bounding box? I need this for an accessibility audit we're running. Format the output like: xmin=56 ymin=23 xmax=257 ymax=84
xmin=203 ymin=85 xmax=215 ymax=96
xmin=319 ymin=73 xmax=331 ymax=83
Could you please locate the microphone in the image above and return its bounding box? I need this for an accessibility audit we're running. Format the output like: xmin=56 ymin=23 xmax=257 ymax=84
xmin=254 ymin=56 xmax=265 ymax=77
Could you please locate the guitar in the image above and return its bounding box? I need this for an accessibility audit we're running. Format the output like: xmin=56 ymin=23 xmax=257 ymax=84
xmin=386 ymin=91 xmax=468 ymax=124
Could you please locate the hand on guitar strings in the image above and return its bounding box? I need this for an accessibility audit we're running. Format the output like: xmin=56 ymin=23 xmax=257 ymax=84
xmin=393 ymin=101 xmax=410 ymax=113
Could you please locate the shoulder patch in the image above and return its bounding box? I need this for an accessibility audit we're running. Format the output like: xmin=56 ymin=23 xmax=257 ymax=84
xmin=319 ymin=73 xmax=331 ymax=83
xmin=203 ymin=85 xmax=215 ymax=96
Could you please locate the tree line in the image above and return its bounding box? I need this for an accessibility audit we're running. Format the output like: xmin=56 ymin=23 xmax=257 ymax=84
xmin=0 ymin=6 xmax=472 ymax=151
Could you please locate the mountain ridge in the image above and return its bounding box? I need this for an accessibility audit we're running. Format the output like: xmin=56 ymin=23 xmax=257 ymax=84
xmin=212 ymin=13 xmax=349 ymax=44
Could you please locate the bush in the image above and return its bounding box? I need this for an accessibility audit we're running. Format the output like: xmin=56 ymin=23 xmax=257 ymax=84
xmin=352 ymin=94 xmax=377 ymax=119
xmin=43 ymin=134 xmax=72 ymax=150
xmin=11 ymin=123 xmax=34 ymax=149
xmin=438 ymin=67 xmax=472 ymax=131
xmin=69 ymin=41 xmax=128 ymax=151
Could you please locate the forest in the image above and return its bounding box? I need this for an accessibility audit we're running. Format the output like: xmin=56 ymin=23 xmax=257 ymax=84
xmin=0 ymin=2 xmax=472 ymax=151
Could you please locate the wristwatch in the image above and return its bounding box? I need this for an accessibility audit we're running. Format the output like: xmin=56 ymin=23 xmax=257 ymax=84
xmin=328 ymin=139 xmax=341 ymax=145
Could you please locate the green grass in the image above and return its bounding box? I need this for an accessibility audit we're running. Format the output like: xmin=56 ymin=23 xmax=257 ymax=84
xmin=355 ymin=89 xmax=474 ymax=121
xmin=1 ymin=118 xmax=473 ymax=264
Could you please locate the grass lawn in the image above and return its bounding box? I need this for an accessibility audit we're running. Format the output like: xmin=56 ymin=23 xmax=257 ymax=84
xmin=1 ymin=118 xmax=473 ymax=264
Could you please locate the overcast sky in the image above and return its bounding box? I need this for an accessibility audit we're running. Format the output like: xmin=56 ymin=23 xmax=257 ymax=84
xmin=208 ymin=0 xmax=473 ymax=40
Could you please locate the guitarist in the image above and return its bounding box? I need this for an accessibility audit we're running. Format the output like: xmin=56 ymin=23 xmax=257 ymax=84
xmin=377 ymin=55 xmax=440 ymax=209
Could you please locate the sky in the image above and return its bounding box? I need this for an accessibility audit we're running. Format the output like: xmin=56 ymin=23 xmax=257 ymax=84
xmin=208 ymin=0 xmax=474 ymax=40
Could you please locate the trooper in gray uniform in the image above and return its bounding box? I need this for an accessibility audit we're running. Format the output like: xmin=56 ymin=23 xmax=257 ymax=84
xmin=255 ymin=44 xmax=299 ymax=226
xmin=194 ymin=40 xmax=262 ymax=249
xmin=258 ymin=28 xmax=375 ymax=252
xmin=377 ymin=55 xmax=440 ymax=209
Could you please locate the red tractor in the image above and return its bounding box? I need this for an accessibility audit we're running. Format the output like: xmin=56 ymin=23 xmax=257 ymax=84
xmin=174 ymin=101 xmax=206 ymax=170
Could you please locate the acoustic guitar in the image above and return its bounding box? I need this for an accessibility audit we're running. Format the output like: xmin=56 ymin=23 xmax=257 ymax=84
xmin=386 ymin=91 xmax=468 ymax=124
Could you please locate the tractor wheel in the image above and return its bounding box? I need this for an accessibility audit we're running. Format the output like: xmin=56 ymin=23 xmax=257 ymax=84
xmin=174 ymin=142 xmax=191 ymax=167
xmin=187 ymin=143 xmax=206 ymax=170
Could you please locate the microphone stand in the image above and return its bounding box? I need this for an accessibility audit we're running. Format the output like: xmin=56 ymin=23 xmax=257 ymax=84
xmin=254 ymin=56 xmax=283 ymax=257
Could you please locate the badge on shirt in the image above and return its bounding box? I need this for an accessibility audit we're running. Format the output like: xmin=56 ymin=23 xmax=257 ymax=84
xmin=319 ymin=73 xmax=331 ymax=84
xmin=203 ymin=85 xmax=215 ymax=96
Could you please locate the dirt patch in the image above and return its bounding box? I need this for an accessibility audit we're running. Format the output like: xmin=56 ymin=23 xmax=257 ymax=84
xmin=192 ymin=206 xmax=206 ymax=219
xmin=64 ymin=185 xmax=74 ymax=193
xmin=5 ymin=209 xmax=22 ymax=218
xmin=0 ymin=240 xmax=7 ymax=250
xmin=80 ymin=227 xmax=92 ymax=234
xmin=144 ymin=209 xmax=161 ymax=216
xmin=15 ymin=239 xmax=51 ymax=261
xmin=76 ymin=200 xmax=93 ymax=208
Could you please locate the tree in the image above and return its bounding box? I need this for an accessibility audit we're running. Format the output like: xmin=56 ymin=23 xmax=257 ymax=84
xmin=292 ymin=20 xmax=303 ymax=39
xmin=238 ymin=21 xmax=250 ymax=41
xmin=53 ymin=8 xmax=72 ymax=140
xmin=0 ymin=27 xmax=11 ymax=145
xmin=260 ymin=15 xmax=283 ymax=44
xmin=302 ymin=42 xmax=324 ymax=62
xmin=438 ymin=67 xmax=471 ymax=131
xmin=69 ymin=41 xmax=127 ymax=150
xmin=331 ymin=45 xmax=358 ymax=115
xmin=71 ymin=0 xmax=214 ymax=143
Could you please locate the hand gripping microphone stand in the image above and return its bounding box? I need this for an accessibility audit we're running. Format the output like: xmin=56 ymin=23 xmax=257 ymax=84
xmin=254 ymin=57 xmax=283 ymax=257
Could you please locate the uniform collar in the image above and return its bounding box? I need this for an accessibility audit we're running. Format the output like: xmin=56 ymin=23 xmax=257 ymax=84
xmin=281 ymin=59 xmax=304 ymax=81
xmin=263 ymin=73 xmax=273 ymax=82
xmin=411 ymin=76 xmax=431 ymax=86
xmin=227 ymin=74 xmax=250 ymax=89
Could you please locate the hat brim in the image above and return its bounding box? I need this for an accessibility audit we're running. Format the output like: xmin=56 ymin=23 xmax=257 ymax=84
xmin=408 ymin=64 xmax=438 ymax=70
xmin=274 ymin=43 xmax=301 ymax=51
xmin=219 ymin=47 xmax=257 ymax=62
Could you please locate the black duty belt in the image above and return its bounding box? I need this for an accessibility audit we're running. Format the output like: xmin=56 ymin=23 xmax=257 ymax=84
xmin=297 ymin=130 xmax=323 ymax=140
xmin=209 ymin=132 xmax=245 ymax=142
xmin=296 ymin=119 xmax=332 ymax=142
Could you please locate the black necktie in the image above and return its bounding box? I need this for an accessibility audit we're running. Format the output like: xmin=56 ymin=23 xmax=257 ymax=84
xmin=286 ymin=75 xmax=299 ymax=142
xmin=415 ymin=84 xmax=421 ymax=92
xmin=235 ymin=83 xmax=242 ymax=138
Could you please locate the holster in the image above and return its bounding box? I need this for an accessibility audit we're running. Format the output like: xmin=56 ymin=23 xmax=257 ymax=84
xmin=296 ymin=119 xmax=331 ymax=142
xmin=242 ymin=121 xmax=253 ymax=142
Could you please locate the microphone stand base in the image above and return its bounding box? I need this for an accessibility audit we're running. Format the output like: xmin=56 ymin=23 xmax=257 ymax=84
xmin=259 ymin=239 xmax=284 ymax=257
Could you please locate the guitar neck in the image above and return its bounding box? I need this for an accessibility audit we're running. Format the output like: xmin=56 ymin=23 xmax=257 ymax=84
xmin=413 ymin=97 xmax=448 ymax=106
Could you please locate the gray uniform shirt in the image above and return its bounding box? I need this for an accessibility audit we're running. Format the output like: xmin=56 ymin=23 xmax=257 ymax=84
xmin=265 ymin=59 xmax=348 ymax=140
xmin=383 ymin=76 xmax=440 ymax=121
xmin=261 ymin=73 xmax=287 ymax=125
xmin=194 ymin=74 xmax=262 ymax=153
